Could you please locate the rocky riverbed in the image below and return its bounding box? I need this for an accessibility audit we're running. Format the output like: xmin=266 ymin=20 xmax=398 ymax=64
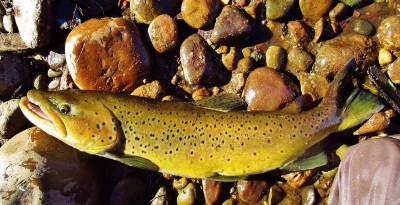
xmin=1 ymin=0 xmax=400 ymax=204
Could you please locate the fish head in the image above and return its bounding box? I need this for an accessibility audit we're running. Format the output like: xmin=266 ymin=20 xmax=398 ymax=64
xmin=20 ymin=89 xmax=121 ymax=154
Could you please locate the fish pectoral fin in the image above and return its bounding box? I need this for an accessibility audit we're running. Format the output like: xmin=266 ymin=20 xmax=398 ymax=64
xmin=207 ymin=174 xmax=248 ymax=182
xmin=281 ymin=151 xmax=328 ymax=172
xmin=193 ymin=93 xmax=247 ymax=112
xmin=100 ymin=152 xmax=159 ymax=171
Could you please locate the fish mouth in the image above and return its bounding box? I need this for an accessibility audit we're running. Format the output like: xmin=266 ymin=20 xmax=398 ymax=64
xmin=20 ymin=95 xmax=67 ymax=139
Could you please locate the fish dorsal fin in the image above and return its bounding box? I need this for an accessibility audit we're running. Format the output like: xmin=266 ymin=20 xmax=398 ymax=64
xmin=100 ymin=152 xmax=160 ymax=171
xmin=193 ymin=93 xmax=247 ymax=112
xmin=281 ymin=151 xmax=328 ymax=171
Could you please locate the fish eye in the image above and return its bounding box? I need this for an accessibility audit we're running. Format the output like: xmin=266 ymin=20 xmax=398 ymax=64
xmin=58 ymin=104 xmax=71 ymax=114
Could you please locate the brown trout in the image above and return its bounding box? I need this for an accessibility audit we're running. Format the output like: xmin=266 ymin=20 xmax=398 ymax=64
xmin=19 ymin=61 xmax=383 ymax=180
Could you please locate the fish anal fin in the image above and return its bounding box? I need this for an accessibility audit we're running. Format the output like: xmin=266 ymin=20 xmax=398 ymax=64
xmin=281 ymin=151 xmax=328 ymax=172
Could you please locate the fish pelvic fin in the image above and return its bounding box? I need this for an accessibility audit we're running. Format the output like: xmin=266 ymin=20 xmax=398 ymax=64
xmin=338 ymin=88 xmax=384 ymax=131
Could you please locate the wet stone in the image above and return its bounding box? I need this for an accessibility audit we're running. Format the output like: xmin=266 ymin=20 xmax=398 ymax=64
xmin=378 ymin=48 xmax=393 ymax=66
xmin=243 ymin=67 xmax=300 ymax=111
xmin=177 ymin=183 xmax=197 ymax=205
xmin=354 ymin=110 xmax=395 ymax=135
xmin=340 ymin=0 xmax=367 ymax=7
xmin=202 ymin=179 xmax=222 ymax=205
xmin=181 ymin=0 xmax=220 ymax=29
xmin=0 ymin=127 xmax=105 ymax=204
xmin=353 ymin=18 xmax=374 ymax=36
xmin=287 ymin=20 xmax=314 ymax=47
xmin=65 ymin=17 xmax=151 ymax=93
xmin=131 ymin=80 xmax=165 ymax=99
xmin=281 ymin=170 xmax=315 ymax=189
xmin=130 ymin=0 xmax=180 ymax=24
xmin=13 ymin=0 xmax=53 ymax=48
xmin=265 ymin=0 xmax=295 ymax=20
xmin=299 ymin=72 xmax=328 ymax=101
xmin=387 ymin=57 xmax=400 ymax=84
xmin=377 ymin=15 xmax=400 ymax=51
xmin=222 ymin=47 xmax=243 ymax=71
xmin=46 ymin=50 xmax=66 ymax=69
xmin=265 ymin=45 xmax=287 ymax=70
xmin=299 ymin=0 xmax=333 ymax=21
xmin=234 ymin=56 xmax=254 ymax=73
xmin=0 ymin=54 xmax=30 ymax=96
xmin=211 ymin=5 xmax=252 ymax=44
xmin=148 ymin=14 xmax=178 ymax=53
xmin=0 ymin=99 xmax=28 ymax=140
xmin=313 ymin=34 xmax=377 ymax=77
xmin=237 ymin=178 xmax=268 ymax=204
xmin=222 ymin=72 xmax=246 ymax=94
xmin=180 ymin=34 xmax=221 ymax=86
xmin=286 ymin=48 xmax=314 ymax=78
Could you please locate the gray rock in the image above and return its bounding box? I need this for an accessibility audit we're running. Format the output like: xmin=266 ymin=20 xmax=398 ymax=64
xmin=47 ymin=50 xmax=66 ymax=69
xmin=0 ymin=54 xmax=30 ymax=96
xmin=0 ymin=99 xmax=28 ymax=140
xmin=0 ymin=127 xmax=106 ymax=204
xmin=13 ymin=0 xmax=53 ymax=48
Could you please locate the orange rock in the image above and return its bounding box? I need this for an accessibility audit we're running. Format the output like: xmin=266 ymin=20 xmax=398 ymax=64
xmin=148 ymin=14 xmax=178 ymax=53
xmin=65 ymin=17 xmax=151 ymax=93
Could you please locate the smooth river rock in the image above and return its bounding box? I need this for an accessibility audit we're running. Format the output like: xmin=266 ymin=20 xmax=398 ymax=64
xmin=148 ymin=14 xmax=178 ymax=53
xmin=243 ymin=67 xmax=300 ymax=111
xmin=180 ymin=34 xmax=221 ymax=86
xmin=130 ymin=0 xmax=181 ymax=24
xmin=181 ymin=0 xmax=220 ymax=29
xmin=313 ymin=34 xmax=377 ymax=77
xmin=65 ymin=17 xmax=151 ymax=93
xmin=0 ymin=127 xmax=105 ymax=204
xmin=211 ymin=5 xmax=252 ymax=44
xmin=0 ymin=99 xmax=28 ymax=140
xmin=377 ymin=15 xmax=400 ymax=51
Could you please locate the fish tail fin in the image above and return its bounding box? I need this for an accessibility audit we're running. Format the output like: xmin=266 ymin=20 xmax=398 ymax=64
xmin=318 ymin=59 xmax=384 ymax=131
xmin=338 ymin=88 xmax=384 ymax=131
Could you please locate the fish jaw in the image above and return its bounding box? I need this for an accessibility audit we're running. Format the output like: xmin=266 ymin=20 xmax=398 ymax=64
xmin=19 ymin=94 xmax=67 ymax=141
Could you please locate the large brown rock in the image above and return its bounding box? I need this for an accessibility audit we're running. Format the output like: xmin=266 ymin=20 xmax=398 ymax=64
xmin=243 ymin=67 xmax=300 ymax=111
xmin=65 ymin=17 xmax=151 ymax=93
xmin=313 ymin=34 xmax=377 ymax=77
xmin=0 ymin=127 xmax=105 ymax=204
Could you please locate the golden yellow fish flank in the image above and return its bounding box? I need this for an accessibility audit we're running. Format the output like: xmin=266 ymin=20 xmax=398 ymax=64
xmin=19 ymin=61 xmax=383 ymax=179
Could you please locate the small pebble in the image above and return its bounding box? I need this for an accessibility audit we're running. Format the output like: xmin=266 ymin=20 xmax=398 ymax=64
xmin=265 ymin=45 xmax=286 ymax=70
xmin=47 ymin=69 xmax=63 ymax=78
xmin=48 ymin=79 xmax=60 ymax=90
xmin=378 ymin=48 xmax=393 ymax=66
xmin=131 ymin=80 xmax=165 ymax=99
xmin=286 ymin=48 xmax=314 ymax=78
xmin=202 ymin=179 xmax=222 ymax=205
xmin=301 ymin=185 xmax=318 ymax=205
xmin=268 ymin=184 xmax=285 ymax=205
xmin=33 ymin=73 xmax=48 ymax=90
xmin=377 ymin=15 xmax=400 ymax=51
xmin=237 ymin=178 xmax=268 ymax=204
xmin=353 ymin=18 xmax=374 ymax=35
xmin=3 ymin=15 xmax=17 ymax=33
xmin=0 ymin=99 xmax=28 ymax=140
xmin=340 ymin=0 xmax=365 ymax=7
xmin=130 ymin=0 xmax=180 ymax=24
xmin=177 ymin=183 xmax=197 ymax=205
xmin=148 ymin=14 xmax=178 ymax=53
xmin=222 ymin=47 xmax=243 ymax=71
xmin=151 ymin=187 xmax=169 ymax=205
xmin=181 ymin=0 xmax=220 ymax=29
xmin=235 ymin=57 xmax=254 ymax=73
xmin=281 ymin=170 xmax=315 ymax=189
xmin=287 ymin=20 xmax=313 ymax=47
xmin=354 ymin=110 xmax=395 ymax=135
xmin=387 ymin=58 xmax=400 ymax=84
xmin=192 ymin=88 xmax=210 ymax=101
